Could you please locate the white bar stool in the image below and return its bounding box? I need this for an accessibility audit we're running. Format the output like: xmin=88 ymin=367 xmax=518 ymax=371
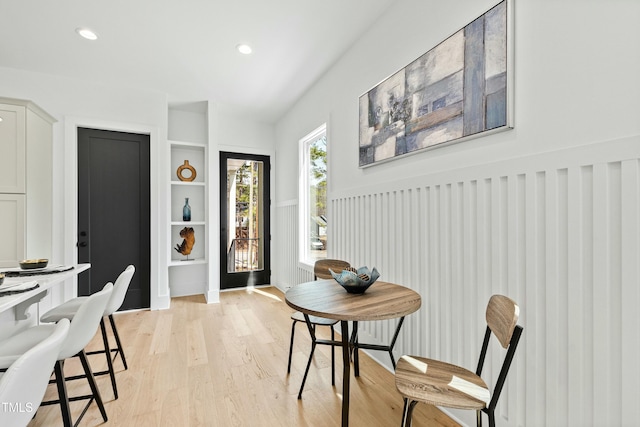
xmin=0 ymin=318 xmax=70 ymax=427
xmin=0 ymin=283 xmax=113 ymax=427
xmin=40 ymin=264 xmax=135 ymax=399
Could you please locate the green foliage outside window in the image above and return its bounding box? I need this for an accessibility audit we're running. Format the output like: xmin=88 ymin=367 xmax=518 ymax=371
xmin=310 ymin=136 xmax=327 ymax=217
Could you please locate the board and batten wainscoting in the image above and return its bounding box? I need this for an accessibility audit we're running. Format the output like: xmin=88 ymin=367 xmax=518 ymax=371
xmin=274 ymin=200 xmax=315 ymax=289
xmin=273 ymin=134 xmax=640 ymax=427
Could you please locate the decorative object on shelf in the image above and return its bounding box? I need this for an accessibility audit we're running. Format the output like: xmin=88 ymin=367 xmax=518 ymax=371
xmin=176 ymin=159 xmax=197 ymax=182
xmin=358 ymin=0 xmax=512 ymax=167
xmin=182 ymin=197 xmax=191 ymax=221
xmin=329 ymin=266 xmax=380 ymax=294
xmin=175 ymin=227 xmax=195 ymax=260
xmin=19 ymin=259 xmax=49 ymax=270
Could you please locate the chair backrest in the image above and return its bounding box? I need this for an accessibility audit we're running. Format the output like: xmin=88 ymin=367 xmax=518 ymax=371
xmin=485 ymin=294 xmax=520 ymax=348
xmin=476 ymin=294 xmax=523 ymax=412
xmin=104 ymin=264 xmax=135 ymax=315
xmin=314 ymin=259 xmax=350 ymax=280
xmin=59 ymin=282 xmax=113 ymax=359
xmin=0 ymin=318 xmax=70 ymax=427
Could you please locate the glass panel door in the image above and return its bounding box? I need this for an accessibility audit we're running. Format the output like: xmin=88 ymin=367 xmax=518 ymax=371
xmin=219 ymin=152 xmax=270 ymax=289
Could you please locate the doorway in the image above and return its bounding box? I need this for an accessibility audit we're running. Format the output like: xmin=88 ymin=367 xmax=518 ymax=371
xmin=77 ymin=128 xmax=150 ymax=309
xmin=219 ymin=152 xmax=271 ymax=289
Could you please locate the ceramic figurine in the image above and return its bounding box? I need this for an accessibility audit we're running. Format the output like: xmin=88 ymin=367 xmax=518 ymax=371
xmin=175 ymin=227 xmax=195 ymax=257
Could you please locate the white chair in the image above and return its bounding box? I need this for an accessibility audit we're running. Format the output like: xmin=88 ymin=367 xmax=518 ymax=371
xmin=0 ymin=282 xmax=113 ymax=427
xmin=0 ymin=318 xmax=70 ymax=427
xmin=40 ymin=264 xmax=135 ymax=399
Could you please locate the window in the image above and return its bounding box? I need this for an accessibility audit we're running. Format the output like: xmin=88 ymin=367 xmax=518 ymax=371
xmin=299 ymin=124 xmax=327 ymax=266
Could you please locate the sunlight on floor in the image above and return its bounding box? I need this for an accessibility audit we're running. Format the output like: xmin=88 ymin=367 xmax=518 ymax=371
xmin=245 ymin=286 xmax=282 ymax=302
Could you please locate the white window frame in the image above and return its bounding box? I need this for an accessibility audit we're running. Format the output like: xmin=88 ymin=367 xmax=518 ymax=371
xmin=298 ymin=123 xmax=327 ymax=268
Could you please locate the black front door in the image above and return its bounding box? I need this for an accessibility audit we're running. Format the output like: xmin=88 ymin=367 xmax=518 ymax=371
xmin=220 ymin=152 xmax=271 ymax=289
xmin=77 ymin=128 xmax=150 ymax=310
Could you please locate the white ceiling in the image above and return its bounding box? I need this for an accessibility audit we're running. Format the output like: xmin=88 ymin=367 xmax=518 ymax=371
xmin=0 ymin=0 xmax=395 ymax=123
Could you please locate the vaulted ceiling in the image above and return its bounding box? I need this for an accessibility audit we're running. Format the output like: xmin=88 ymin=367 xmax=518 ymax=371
xmin=0 ymin=0 xmax=395 ymax=122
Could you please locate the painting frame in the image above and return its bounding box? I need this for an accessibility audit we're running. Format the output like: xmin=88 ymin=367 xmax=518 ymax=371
xmin=359 ymin=0 xmax=514 ymax=168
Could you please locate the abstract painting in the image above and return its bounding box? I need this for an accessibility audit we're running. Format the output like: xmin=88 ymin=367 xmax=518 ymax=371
xmin=359 ymin=0 xmax=512 ymax=167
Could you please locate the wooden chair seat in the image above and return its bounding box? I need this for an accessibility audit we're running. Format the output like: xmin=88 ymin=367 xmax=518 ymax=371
xmin=395 ymin=355 xmax=489 ymax=410
xmin=291 ymin=311 xmax=338 ymax=326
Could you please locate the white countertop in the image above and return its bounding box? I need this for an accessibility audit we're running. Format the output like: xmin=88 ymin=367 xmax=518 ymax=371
xmin=0 ymin=264 xmax=91 ymax=315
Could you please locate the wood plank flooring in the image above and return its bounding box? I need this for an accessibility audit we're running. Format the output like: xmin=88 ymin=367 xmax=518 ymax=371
xmin=29 ymin=286 xmax=459 ymax=426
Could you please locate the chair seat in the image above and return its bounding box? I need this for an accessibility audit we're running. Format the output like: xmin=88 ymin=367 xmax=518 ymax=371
xmin=291 ymin=310 xmax=338 ymax=326
xmin=40 ymin=297 xmax=89 ymax=323
xmin=395 ymin=355 xmax=490 ymax=410
xmin=0 ymin=324 xmax=58 ymax=369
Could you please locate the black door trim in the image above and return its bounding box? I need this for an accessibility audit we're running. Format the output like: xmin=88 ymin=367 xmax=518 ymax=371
xmin=219 ymin=151 xmax=271 ymax=289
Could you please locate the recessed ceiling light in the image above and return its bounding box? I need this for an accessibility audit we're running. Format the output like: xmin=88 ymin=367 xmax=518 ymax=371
xmin=76 ymin=27 xmax=98 ymax=41
xmin=236 ymin=44 xmax=252 ymax=55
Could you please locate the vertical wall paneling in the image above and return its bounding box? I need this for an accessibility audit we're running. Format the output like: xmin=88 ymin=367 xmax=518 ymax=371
xmin=274 ymin=201 xmax=313 ymax=291
xmin=567 ymin=166 xmax=585 ymax=425
xmin=592 ymin=163 xmax=613 ymax=426
xmin=608 ymin=162 xmax=623 ymax=425
xmin=620 ymin=159 xmax=640 ymax=422
xmin=276 ymin=137 xmax=640 ymax=425
xmin=543 ymin=169 xmax=559 ymax=426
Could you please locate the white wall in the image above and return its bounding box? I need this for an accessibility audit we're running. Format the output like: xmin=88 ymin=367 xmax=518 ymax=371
xmin=274 ymin=0 xmax=640 ymax=425
xmin=0 ymin=66 xmax=170 ymax=310
xmin=277 ymin=0 xmax=639 ymax=202
xmin=214 ymin=110 xmax=277 ymax=293
xmin=0 ymin=67 xmax=278 ymax=310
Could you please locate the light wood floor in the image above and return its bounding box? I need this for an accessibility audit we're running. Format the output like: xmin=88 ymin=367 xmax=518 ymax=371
xmin=29 ymin=286 xmax=459 ymax=426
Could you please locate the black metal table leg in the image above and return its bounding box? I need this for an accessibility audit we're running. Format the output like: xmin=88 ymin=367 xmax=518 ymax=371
xmin=351 ymin=321 xmax=360 ymax=377
xmin=340 ymin=320 xmax=350 ymax=426
xmin=298 ymin=314 xmax=318 ymax=399
xmin=350 ymin=316 xmax=406 ymax=369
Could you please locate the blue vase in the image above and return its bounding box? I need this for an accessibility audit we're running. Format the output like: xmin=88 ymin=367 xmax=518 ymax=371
xmin=183 ymin=197 xmax=191 ymax=221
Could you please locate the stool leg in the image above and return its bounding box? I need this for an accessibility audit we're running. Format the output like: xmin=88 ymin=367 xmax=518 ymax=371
xmin=287 ymin=320 xmax=296 ymax=374
xmin=53 ymin=360 xmax=72 ymax=427
xmin=100 ymin=318 xmax=118 ymax=399
xmin=78 ymin=350 xmax=108 ymax=422
xmin=405 ymin=400 xmax=418 ymax=427
xmin=109 ymin=314 xmax=128 ymax=370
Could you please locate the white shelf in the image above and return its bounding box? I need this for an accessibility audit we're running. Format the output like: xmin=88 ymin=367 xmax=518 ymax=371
xmin=171 ymin=221 xmax=205 ymax=226
xmin=168 ymin=258 xmax=207 ymax=267
xmin=171 ymin=181 xmax=205 ymax=186
xmin=167 ymin=116 xmax=209 ymax=298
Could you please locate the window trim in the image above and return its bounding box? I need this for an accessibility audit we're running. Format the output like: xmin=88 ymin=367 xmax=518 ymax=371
xmin=298 ymin=123 xmax=327 ymax=269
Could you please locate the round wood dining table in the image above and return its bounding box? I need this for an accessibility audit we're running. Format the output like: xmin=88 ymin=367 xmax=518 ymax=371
xmin=285 ymin=279 xmax=422 ymax=427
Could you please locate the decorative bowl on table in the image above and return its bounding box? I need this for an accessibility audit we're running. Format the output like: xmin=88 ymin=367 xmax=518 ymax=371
xmin=329 ymin=266 xmax=380 ymax=294
xmin=19 ymin=259 xmax=49 ymax=270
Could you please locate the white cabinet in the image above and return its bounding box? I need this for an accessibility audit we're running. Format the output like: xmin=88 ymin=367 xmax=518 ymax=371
xmin=168 ymin=140 xmax=208 ymax=296
xmin=0 ymin=194 xmax=25 ymax=266
xmin=0 ymin=98 xmax=55 ymax=268
xmin=0 ymin=103 xmax=25 ymax=193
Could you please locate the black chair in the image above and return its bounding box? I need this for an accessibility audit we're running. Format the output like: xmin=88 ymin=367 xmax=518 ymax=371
xmin=287 ymin=259 xmax=350 ymax=398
